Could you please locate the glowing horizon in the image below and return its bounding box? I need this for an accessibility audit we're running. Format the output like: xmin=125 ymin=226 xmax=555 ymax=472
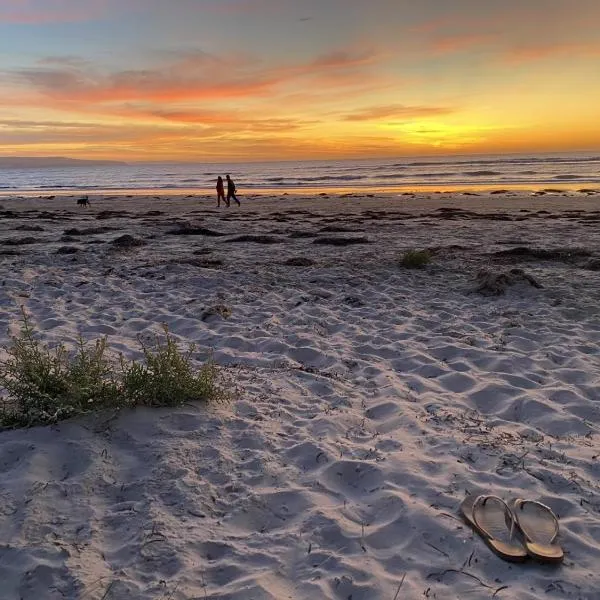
xmin=1 ymin=0 xmax=599 ymax=161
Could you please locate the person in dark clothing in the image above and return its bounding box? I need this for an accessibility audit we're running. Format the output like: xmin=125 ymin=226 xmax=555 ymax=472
xmin=226 ymin=174 xmax=240 ymax=206
xmin=216 ymin=176 xmax=226 ymax=207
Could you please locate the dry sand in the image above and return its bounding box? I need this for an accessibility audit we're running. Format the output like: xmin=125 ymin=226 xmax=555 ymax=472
xmin=0 ymin=190 xmax=599 ymax=599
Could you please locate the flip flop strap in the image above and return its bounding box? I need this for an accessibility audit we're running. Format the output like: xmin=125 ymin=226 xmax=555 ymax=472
xmin=472 ymin=495 xmax=517 ymax=541
xmin=513 ymin=498 xmax=559 ymax=543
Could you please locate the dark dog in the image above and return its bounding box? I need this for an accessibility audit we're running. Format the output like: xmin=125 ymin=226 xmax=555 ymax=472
xmin=77 ymin=196 xmax=90 ymax=207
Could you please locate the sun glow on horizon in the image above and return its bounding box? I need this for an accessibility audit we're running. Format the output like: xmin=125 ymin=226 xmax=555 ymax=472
xmin=1 ymin=0 xmax=599 ymax=161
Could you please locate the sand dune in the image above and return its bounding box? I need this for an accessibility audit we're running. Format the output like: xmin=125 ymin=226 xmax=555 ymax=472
xmin=0 ymin=192 xmax=599 ymax=599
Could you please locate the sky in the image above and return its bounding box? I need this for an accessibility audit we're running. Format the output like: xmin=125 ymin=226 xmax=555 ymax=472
xmin=1 ymin=0 xmax=599 ymax=161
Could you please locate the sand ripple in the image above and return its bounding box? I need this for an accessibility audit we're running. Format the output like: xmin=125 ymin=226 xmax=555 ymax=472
xmin=0 ymin=193 xmax=599 ymax=598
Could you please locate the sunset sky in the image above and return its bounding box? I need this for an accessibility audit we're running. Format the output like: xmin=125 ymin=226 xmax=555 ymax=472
xmin=1 ymin=0 xmax=599 ymax=161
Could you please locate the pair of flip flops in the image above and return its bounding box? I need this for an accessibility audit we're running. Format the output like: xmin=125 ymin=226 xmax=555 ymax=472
xmin=459 ymin=494 xmax=564 ymax=563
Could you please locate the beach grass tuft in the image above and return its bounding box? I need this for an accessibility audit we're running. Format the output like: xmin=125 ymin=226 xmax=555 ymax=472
xmin=400 ymin=249 xmax=432 ymax=269
xmin=0 ymin=308 xmax=224 ymax=428
xmin=119 ymin=325 xmax=222 ymax=408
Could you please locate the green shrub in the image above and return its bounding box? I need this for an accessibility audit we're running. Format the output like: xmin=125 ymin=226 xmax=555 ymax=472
xmin=120 ymin=326 xmax=222 ymax=407
xmin=400 ymin=249 xmax=432 ymax=269
xmin=0 ymin=309 xmax=224 ymax=428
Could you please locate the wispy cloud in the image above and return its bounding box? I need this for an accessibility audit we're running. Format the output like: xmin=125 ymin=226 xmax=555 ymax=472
xmin=430 ymin=33 xmax=497 ymax=54
xmin=309 ymin=48 xmax=381 ymax=70
xmin=422 ymin=28 xmax=600 ymax=64
xmin=8 ymin=45 xmax=385 ymax=109
xmin=503 ymin=41 xmax=600 ymax=64
xmin=0 ymin=118 xmax=106 ymax=129
xmin=0 ymin=43 xmax=382 ymax=156
xmin=342 ymin=104 xmax=455 ymax=121
xmin=2 ymin=1 xmax=600 ymax=159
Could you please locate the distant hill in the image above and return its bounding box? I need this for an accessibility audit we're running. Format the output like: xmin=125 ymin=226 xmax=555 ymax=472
xmin=0 ymin=157 xmax=127 ymax=169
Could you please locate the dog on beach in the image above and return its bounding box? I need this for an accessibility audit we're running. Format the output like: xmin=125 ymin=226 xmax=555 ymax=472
xmin=77 ymin=196 xmax=90 ymax=207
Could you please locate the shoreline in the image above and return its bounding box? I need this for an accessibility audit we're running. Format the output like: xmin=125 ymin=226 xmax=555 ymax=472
xmin=1 ymin=182 xmax=599 ymax=199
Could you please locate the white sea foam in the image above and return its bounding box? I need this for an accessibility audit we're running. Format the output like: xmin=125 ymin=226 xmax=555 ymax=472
xmin=1 ymin=152 xmax=600 ymax=193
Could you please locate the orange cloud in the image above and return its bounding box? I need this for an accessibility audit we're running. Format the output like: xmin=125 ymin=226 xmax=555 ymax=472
xmin=342 ymin=104 xmax=455 ymax=121
xmin=423 ymin=30 xmax=600 ymax=64
xmin=13 ymin=66 xmax=279 ymax=105
xmin=9 ymin=45 xmax=385 ymax=111
xmin=431 ymin=33 xmax=497 ymax=54
xmin=503 ymin=41 xmax=600 ymax=63
xmin=309 ymin=48 xmax=381 ymax=70
xmin=150 ymin=109 xmax=318 ymax=129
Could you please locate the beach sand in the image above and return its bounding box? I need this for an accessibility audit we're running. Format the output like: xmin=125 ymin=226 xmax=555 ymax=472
xmin=0 ymin=190 xmax=599 ymax=599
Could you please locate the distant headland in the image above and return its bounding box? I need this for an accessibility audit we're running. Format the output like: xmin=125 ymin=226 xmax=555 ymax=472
xmin=0 ymin=157 xmax=127 ymax=169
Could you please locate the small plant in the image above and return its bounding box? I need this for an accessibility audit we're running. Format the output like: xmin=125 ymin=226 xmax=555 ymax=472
xmin=120 ymin=326 xmax=222 ymax=407
xmin=0 ymin=309 xmax=224 ymax=428
xmin=400 ymin=249 xmax=432 ymax=269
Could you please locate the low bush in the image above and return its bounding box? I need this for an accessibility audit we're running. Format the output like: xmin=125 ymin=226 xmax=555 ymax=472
xmin=400 ymin=249 xmax=432 ymax=269
xmin=0 ymin=309 xmax=224 ymax=428
xmin=120 ymin=328 xmax=221 ymax=407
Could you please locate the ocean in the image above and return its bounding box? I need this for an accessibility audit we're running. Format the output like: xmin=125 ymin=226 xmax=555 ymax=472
xmin=1 ymin=152 xmax=599 ymax=195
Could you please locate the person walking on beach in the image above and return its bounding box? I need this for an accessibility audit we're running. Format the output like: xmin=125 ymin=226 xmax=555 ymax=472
xmin=216 ymin=176 xmax=226 ymax=207
xmin=226 ymin=174 xmax=240 ymax=207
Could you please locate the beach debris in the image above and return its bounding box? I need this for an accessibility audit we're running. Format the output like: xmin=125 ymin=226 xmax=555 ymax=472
xmin=110 ymin=234 xmax=146 ymax=249
xmin=318 ymin=225 xmax=362 ymax=233
xmin=344 ymin=296 xmax=365 ymax=307
xmin=96 ymin=210 xmax=131 ymax=220
xmin=475 ymin=268 xmax=542 ymax=296
xmin=585 ymin=259 xmax=600 ymax=271
xmin=168 ymin=224 xmax=225 ymax=237
xmin=64 ymin=226 xmax=118 ymax=236
xmin=225 ymin=234 xmax=281 ymax=244
xmin=15 ymin=224 xmax=45 ymax=232
xmin=491 ymin=247 xmax=592 ymax=262
xmin=2 ymin=237 xmax=38 ymax=246
xmin=434 ymin=207 xmax=479 ymax=219
xmin=284 ymin=257 xmax=314 ymax=267
xmin=172 ymin=257 xmax=223 ymax=269
xmin=289 ymin=231 xmax=318 ymax=238
xmin=29 ymin=210 xmax=64 ymax=221
xmin=201 ymin=304 xmax=232 ymax=321
xmin=427 ymin=245 xmax=470 ymax=256
xmin=313 ymin=236 xmax=370 ymax=246
xmin=56 ymin=246 xmax=80 ymax=255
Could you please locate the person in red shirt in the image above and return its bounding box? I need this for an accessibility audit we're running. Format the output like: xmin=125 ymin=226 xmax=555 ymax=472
xmin=216 ymin=176 xmax=226 ymax=207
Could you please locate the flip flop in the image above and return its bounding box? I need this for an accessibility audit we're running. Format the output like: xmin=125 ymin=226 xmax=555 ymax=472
xmin=459 ymin=494 xmax=528 ymax=562
xmin=510 ymin=498 xmax=564 ymax=563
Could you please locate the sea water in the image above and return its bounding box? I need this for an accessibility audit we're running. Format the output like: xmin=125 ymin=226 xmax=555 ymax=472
xmin=1 ymin=152 xmax=599 ymax=194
